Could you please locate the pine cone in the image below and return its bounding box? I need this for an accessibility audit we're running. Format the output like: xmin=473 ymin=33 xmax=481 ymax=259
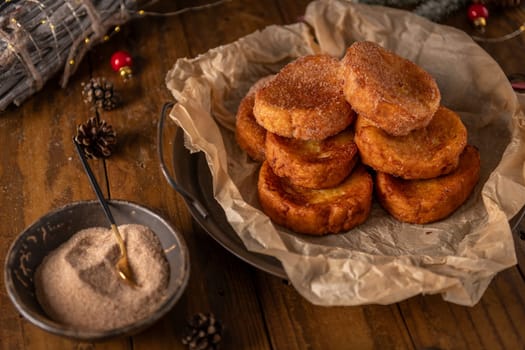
xmin=74 ymin=116 xmax=117 ymax=159
xmin=81 ymin=77 xmax=119 ymax=111
xmin=182 ymin=313 xmax=223 ymax=350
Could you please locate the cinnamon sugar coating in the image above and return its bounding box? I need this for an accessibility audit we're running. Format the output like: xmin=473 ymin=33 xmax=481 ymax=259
xmin=253 ymin=55 xmax=354 ymax=140
xmin=341 ymin=41 xmax=440 ymax=136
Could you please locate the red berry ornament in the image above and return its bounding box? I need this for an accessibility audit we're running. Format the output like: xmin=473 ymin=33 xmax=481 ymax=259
xmin=110 ymin=50 xmax=133 ymax=81
xmin=467 ymin=3 xmax=489 ymax=28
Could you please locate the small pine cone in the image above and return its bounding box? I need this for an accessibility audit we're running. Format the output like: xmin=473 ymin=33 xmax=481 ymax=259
xmin=74 ymin=116 xmax=117 ymax=159
xmin=182 ymin=313 xmax=223 ymax=350
xmin=81 ymin=77 xmax=119 ymax=111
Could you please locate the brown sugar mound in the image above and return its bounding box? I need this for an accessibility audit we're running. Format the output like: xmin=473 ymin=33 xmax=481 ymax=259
xmin=253 ymin=54 xmax=354 ymax=140
xmin=257 ymin=162 xmax=373 ymax=235
xmin=375 ymin=145 xmax=480 ymax=224
xmin=265 ymin=128 xmax=358 ymax=189
xmin=355 ymin=106 xmax=467 ymax=180
xmin=341 ymin=41 xmax=440 ymax=136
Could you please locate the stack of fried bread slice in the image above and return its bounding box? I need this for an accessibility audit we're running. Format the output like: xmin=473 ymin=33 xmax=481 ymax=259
xmin=236 ymin=54 xmax=373 ymax=235
xmin=235 ymin=41 xmax=481 ymax=234
xmin=342 ymin=41 xmax=480 ymax=224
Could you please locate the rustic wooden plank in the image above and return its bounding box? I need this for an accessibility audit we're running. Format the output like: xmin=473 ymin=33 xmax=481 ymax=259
xmin=255 ymin=272 xmax=414 ymax=350
xmin=0 ymin=108 xmax=27 ymax=350
xmin=251 ymin=4 xmax=525 ymax=350
xmin=0 ymin=65 xmax=131 ymax=350
xmin=275 ymin=0 xmax=312 ymax=24
xmin=396 ymin=9 xmax=525 ymax=349
xmin=442 ymin=6 xmax=525 ymax=76
xmin=133 ymin=227 xmax=272 ymax=349
xmin=246 ymin=2 xmax=414 ymax=349
xmin=399 ymin=267 xmax=525 ymax=349
xmin=157 ymin=1 xmax=302 ymax=348
xmin=19 ymin=74 xmax=130 ymax=350
xmin=514 ymin=230 xmax=525 ymax=279
xmin=176 ymin=0 xmax=287 ymax=57
xmin=84 ymin=4 xmax=273 ymax=348
xmin=388 ymin=9 xmax=525 ymax=349
xmin=246 ymin=2 xmax=406 ymax=347
xmin=2 ymin=2 xmax=525 ymax=350
xmin=442 ymin=8 xmax=525 ymax=275
xmin=130 ymin=1 xmax=286 ymax=348
xmin=21 ymin=323 xmax=130 ymax=350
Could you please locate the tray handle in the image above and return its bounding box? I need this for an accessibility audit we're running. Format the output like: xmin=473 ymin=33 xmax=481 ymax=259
xmin=157 ymin=102 xmax=208 ymax=218
xmin=511 ymin=204 xmax=525 ymax=240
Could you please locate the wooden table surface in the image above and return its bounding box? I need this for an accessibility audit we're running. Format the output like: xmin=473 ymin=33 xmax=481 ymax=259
xmin=1 ymin=1 xmax=525 ymax=349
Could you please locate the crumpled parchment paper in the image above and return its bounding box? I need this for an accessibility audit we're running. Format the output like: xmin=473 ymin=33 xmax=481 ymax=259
xmin=165 ymin=0 xmax=525 ymax=306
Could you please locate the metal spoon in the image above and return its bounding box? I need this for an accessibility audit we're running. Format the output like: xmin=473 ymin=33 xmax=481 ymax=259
xmin=74 ymin=141 xmax=136 ymax=286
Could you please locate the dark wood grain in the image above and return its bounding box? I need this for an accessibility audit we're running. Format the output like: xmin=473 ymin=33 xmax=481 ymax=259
xmin=1 ymin=1 xmax=525 ymax=350
xmin=442 ymin=6 xmax=525 ymax=75
xmin=94 ymin=4 xmax=272 ymax=349
xmin=177 ymin=0 xmax=287 ymax=58
xmin=441 ymin=5 xmax=525 ymax=284
xmin=0 ymin=108 xmax=27 ymax=350
xmin=399 ymin=267 xmax=525 ymax=350
xmin=256 ymin=273 xmax=414 ymax=350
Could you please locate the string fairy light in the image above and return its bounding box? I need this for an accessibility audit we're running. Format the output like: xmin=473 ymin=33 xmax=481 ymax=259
xmin=471 ymin=23 xmax=525 ymax=42
xmin=465 ymin=1 xmax=525 ymax=43
xmin=0 ymin=0 xmax=231 ymax=111
xmin=136 ymin=0 xmax=231 ymax=17
xmin=83 ymin=0 xmax=232 ymax=47
xmin=358 ymin=0 xmax=524 ymax=43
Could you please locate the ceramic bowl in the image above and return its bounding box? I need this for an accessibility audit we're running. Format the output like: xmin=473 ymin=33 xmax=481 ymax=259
xmin=4 ymin=200 xmax=190 ymax=341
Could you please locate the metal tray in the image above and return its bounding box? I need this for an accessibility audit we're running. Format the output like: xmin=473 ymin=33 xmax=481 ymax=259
xmin=158 ymin=103 xmax=525 ymax=282
xmin=170 ymin=128 xmax=286 ymax=279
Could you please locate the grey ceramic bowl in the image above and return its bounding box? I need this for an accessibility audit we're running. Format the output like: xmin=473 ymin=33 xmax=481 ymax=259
xmin=4 ymin=200 xmax=190 ymax=341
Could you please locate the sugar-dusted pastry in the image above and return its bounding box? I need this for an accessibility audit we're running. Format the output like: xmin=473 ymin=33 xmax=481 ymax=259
xmin=254 ymin=54 xmax=354 ymax=140
xmin=355 ymin=106 xmax=467 ymax=180
xmin=258 ymin=162 xmax=373 ymax=235
xmin=375 ymin=145 xmax=480 ymax=224
xmin=235 ymin=76 xmax=274 ymax=161
xmin=265 ymin=128 xmax=358 ymax=189
xmin=341 ymin=41 xmax=440 ymax=136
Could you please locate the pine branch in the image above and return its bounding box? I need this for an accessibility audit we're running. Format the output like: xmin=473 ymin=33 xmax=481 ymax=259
xmin=0 ymin=0 xmax=229 ymax=112
xmin=358 ymin=0 xmax=422 ymax=6
xmin=414 ymin=0 xmax=469 ymax=21
xmin=356 ymin=0 xmax=470 ymax=21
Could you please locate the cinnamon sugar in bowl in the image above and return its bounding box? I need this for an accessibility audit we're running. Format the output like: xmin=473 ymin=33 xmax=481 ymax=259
xmin=4 ymin=200 xmax=189 ymax=341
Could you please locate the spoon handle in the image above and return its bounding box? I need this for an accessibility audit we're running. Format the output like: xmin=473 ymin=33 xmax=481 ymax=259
xmin=74 ymin=141 xmax=116 ymax=226
xmin=74 ymin=140 xmax=136 ymax=286
xmin=75 ymin=141 xmax=128 ymax=256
